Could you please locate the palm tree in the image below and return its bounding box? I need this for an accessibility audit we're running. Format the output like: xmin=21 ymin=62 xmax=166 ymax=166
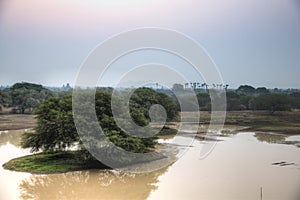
xmin=201 ymin=83 xmax=209 ymax=93
xmin=184 ymin=83 xmax=189 ymax=89
xmin=224 ymin=84 xmax=229 ymax=91
xmin=193 ymin=82 xmax=197 ymax=90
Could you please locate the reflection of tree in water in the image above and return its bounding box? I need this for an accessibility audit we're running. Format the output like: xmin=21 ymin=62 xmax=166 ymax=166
xmin=19 ymin=167 xmax=169 ymax=200
xmin=254 ymin=132 xmax=287 ymax=144
xmin=0 ymin=130 xmax=25 ymax=147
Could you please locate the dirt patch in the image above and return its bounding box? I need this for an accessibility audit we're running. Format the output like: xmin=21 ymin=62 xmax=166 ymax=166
xmin=0 ymin=114 xmax=36 ymax=131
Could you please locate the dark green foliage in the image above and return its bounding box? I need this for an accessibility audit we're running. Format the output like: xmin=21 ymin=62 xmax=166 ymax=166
xmin=226 ymin=92 xmax=243 ymax=110
xmin=239 ymin=95 xmax=252 ymax=110
xmin=236 ymin=85 xmax=256 ymax=96
xmin=129 ymin=88 xmax=178 ymax=122
xmin=256 ymin=87 xmax=269 ymax=95
xmin=11 ymin=82 xmax=44 ymax=91
xmin=10 ymin=82 xmax=53 ymax=114
xmin=197 ymin=93 xmax=210 ymax=110
xmin=0 ymin=90 xmax=11 ymax=106
xmin=130 ymin=108 xmax=148 ymax=126
xmin=250 ymin=94 xmax=291 ymax=114
xmin=176 ymin=94 xmax=199 ymax=112
xmin=289 ymin=92 xmax=300 ymax=109
xmin=194 ymin=85 xmax=298 ymax=112
xmin=21 ymin=96 xmax=78 ymax=152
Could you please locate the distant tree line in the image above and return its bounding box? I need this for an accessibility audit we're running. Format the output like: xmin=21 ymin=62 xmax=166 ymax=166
xmin=0 ymin=82 xmax=71 ymax=114
xmin=171 ymin=84 xmax=300 ymax=114
xmin=1 ymin=82 xmax=300 ymax=115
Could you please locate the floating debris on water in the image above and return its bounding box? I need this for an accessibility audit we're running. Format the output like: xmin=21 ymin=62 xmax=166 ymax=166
xmin=272 ymin=161 xmax=296 ymax=167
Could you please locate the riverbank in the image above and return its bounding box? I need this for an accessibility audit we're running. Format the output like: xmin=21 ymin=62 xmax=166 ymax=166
xmin=183 ymin=110 xmax=300 ymax=135
xmin=0 ymin=114 xmax=36 ymax=131
xmin=1 ymin=110 xmax=300 ymax=134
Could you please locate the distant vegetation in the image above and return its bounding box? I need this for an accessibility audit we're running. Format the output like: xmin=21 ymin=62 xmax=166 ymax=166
xmin=1 ymin=82 xmax=300 ymax=115
xmin=0 ymin=82 xmax=70 ymax=114
xmin=171 ymin=84 xmax=300 ymax=114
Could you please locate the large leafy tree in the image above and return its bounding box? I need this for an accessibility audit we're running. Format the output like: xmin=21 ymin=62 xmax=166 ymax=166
xmin=21 ymin=88 xmax=178 ymax=156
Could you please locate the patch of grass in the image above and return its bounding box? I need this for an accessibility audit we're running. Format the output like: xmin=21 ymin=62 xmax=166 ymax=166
xmin=3 ymin=150 xmax=166 ymax=174
xmin=2 ymin=151 xmax=110 ymax=174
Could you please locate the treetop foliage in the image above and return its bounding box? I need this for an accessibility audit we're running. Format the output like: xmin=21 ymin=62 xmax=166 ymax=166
xmin=21 ymin=88 xmax=178 ymax=158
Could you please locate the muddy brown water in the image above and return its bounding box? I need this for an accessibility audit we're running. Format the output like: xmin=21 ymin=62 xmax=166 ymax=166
xmin=0 ymin=129 xmax=299 ymax=200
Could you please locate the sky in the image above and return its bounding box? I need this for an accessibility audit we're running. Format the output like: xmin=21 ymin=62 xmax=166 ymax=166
xmin=0 ymin=0 xmax=300 ymax=89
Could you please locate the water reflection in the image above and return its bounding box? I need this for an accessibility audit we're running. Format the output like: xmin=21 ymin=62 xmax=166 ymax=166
xmin=0 ymin=129 xmax=30 ymax=147
xmin=19 ymin=168 xmax=168 ymax=200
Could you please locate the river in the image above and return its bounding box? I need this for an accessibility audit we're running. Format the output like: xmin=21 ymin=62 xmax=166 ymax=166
xmin=0 ymin=129 xmax=299 ymax=200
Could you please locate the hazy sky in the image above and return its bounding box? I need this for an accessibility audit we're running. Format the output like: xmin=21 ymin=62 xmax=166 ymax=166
xmin=0 ymin=0 xmax=300 ymax=88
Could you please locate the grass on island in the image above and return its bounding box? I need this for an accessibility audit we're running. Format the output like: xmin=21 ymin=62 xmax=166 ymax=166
xmin=3 ymin=151 xmax=110 ymax=174
xmin=3 ymin=150 xmax=166 ymax=174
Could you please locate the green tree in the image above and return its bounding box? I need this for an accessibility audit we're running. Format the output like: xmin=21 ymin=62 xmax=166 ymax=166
xmin=21 ymin=96 xmax=78 ymax=152
xmin=10 ymin=82 xmax=53 ymax=114
xmin=21 ymin=88 xmax=177 ymax=156
xmin=0 ymin=90 xmax=11 ymax=111
xmin=289 ymin=92 xmax=300 ymax=109
xmin=197 ymin=93 xmax=210 ymax=110
xmin=236 ymin=85 xmax=256 ymax=96
xmin=256 ymin=87 xmax=269 ymax=95
xmin=129 ymin=88 xmax=178 ymax=122
xmin=239 ymin=94 xmax=252 ymax=110
xmin=226 ymin=92 xmax=242 ymax=110
xmin=251 ymin=93 xmax=291 ymax=114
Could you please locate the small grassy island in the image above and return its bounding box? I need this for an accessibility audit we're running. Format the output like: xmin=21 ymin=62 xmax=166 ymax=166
xmin=3 ymin=151 xmax=110 ymax=174
xmin=2 ymin=150 xmax=166 ymax=174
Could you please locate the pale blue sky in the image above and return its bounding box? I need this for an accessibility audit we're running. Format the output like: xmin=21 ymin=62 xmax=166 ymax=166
xmin=0 ymin=0 xmax=299 ymax=88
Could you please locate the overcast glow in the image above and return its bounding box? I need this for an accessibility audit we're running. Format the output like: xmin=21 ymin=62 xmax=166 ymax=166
xmin=0 ymin=0 xmax=299 ymax=88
